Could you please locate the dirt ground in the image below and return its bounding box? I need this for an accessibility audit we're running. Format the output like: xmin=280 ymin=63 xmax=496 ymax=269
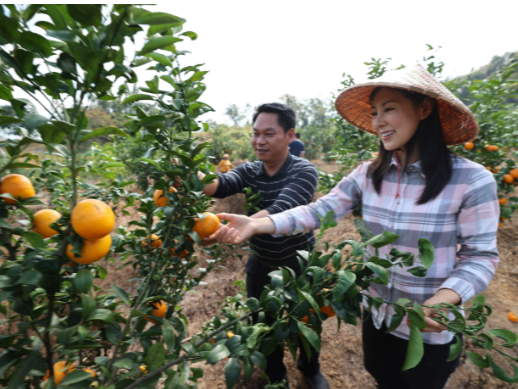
xmin=4 ymin=159 xmax=518 ymax=388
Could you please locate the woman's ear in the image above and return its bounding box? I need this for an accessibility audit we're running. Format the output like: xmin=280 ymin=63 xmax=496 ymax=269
xmin=421 ymin=98 xmax=434 ymax=120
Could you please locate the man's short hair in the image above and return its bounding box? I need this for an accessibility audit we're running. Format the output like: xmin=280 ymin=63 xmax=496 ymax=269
xmin=295 ymin=133 xmax=301 ymax=138
xmin=252 ymin=103 xmax=296 ymax=133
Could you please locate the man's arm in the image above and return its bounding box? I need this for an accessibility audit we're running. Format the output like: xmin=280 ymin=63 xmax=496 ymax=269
xmin=199 ymin=171 xmax=219 ymax=196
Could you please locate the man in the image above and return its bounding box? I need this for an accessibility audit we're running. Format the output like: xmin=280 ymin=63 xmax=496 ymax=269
xmin=217 ymin=153 xmax=234 ymax=173
xmin=202 ymin=103 xmax=328 ymax=389
xmin=288 ymin=132 xmax=305 ymax=157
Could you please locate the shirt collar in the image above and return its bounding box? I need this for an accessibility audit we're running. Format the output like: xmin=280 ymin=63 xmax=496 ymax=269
xmin=257 ymin=152 xmax=293 ymax=178
xmin=389 ymin=154 xmax=426 ymax=178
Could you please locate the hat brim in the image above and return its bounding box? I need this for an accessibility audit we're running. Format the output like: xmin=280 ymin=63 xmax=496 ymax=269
xmin=335 ymin=81 xmax=479 ymax=146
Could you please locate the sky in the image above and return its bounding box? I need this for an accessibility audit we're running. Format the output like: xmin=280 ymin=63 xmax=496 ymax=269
xmin=144 ymin=0 xmax=518 ymax=124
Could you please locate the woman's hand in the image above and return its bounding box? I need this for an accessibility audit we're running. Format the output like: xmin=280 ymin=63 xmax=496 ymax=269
xmin=207 ymin=213 xmax=275 ymax=244
xmin=406 ymin=288 xmax=461 ymax=333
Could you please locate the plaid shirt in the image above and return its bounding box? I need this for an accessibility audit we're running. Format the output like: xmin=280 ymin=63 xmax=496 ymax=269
xmin=269 ymin=155 xmax=499 ymax=344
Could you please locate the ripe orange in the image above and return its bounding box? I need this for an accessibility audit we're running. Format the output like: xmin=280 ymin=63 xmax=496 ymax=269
xmin=491 ymin=145 xmax=499 ymax=151
xmin=510 ymin=169 xmax=518 ymax=178
xmin=498 ymin=222 xmax=503 ymax=228
xmin=320 ymin=305 xmax=336 ymax=317
xmin=170 ymin=248 xmax=188 ymax=258
xmin=498 ymin=198 xmax=507 ymax=205
xmin=464 ymin=142 xmax=474 ymax=150
xmin=193 ymin=212 xmax=220 ymax=239
xmin=145 ymin=300 xmax=167 ymax=323
xmin=227 ymin=331 xmax=235 ymax=338
xmin=153 ymin=186 xmax=177 ymax=207
xmin=32 ymin=209 xmax=61 ymax=238
xmin=300 ymin=315 xmax=309 ymax=324
xmin=484 ymin=145 xmax=492 ymax=151
xmin=503 ymin=175 xmax=514 ymax=184
xmin=83 ymin=368 xmax=96 ymax=377
xmin=508 ymin=312 xmax=518 ymax=323
xmin=142 ymin=234 xmax=162 ymax=249
xmin=71 ymin=199 xmax=115 ymax=240
xmin=66 ymin=235 xmax=112 ymax=265
xmin=0 ymin=174 xmax=35 ymax=204
xmin=42 ymin=361 xmax=74 ymax=385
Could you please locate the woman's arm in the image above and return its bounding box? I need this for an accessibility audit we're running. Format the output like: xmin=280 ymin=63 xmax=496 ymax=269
xmin=209 ymin=213 xmax=275 ymax=244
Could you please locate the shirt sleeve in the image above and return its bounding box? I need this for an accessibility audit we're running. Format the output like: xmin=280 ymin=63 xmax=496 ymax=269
xmin=269 ymin=162 xmax=368 ymax=234
xmin=264 ymin=164 xmax=318 ymax=215
xmin=439 ymin=168 xmax=500 ymax=303
xmin=212 ymin=164 xmax=248 ymax=198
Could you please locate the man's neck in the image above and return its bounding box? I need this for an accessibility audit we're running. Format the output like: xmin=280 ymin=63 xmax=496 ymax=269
xmin=263 ymin=152 xmax=289 ymax=177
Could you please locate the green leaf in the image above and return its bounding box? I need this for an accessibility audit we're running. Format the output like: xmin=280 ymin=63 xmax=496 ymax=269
xmin=139 ymin=115 xmax=167 ymax=127
xmin=207 ymin=344 xmax=230 ymax=365
xmin=66 ymin=4 xmax=102 ymax=27
xmin=250 ymin=351 xmax=266 ymax=371
xmin=134 ymin=12 xmax=185 ymax=25
xmin=80 ymin=127 xmax=128 ymax=141
xmin=181 ymin=31 xmax=198 ymax=40
xmin=60 ymin=369 xmax=92 ymax=385
xmin=42 ymin=5 xmax=67 ymax=30
xmin=7 ymin=351 xmax=38 ymax=389
xmin=331 ymin=269 xmax=356 ymax=302
xmin=364 ymin=231 xmax=400 ymax=248
xmin=19 ymin=31 xmax=52 ymax=57
xmin=144 ymin=341 xmax=165 ymax=372
xmin=0 ymin=85 xmax=13 ymax=101
xmin=111 ymin=283 xmax=130 ymax=305
xmin=300 ymin=291 xmax=322 ymax=321
xmin=365 ymin=262 xmax=389 ymax=284
xmin=225 ymin=357 xmax=241 ymax=389
xmin=385 ymin=313 xmax=404 ymax=333
xmin=162 ymin=318 xmax=176 ymax=351
xmin=245 ymin=297 xmax=259 ymax=311
xmin=487 ymin=329 xmax=518 ymax=348
xmin=137 ymin=36 xmax=182 ymax=56
xmin=402 ymin=324 xmax=424 ymax=371
xmin=86 ymin=309 xmax=114 ymax=324
xmin=139 ymin=158 xmax=159 ymax=168
xmin=0 ymin=115 xmax=23 ymax=126
xmin=22 ymin=231 xmax=45 ymax=249
xmin=15 ymin=270 xmax=42 ymax=286
xmin=298 ymin=321 xmax=321 ymax=352
xmin=417 ymin=238 xmax=434 ymax=268
xmin=145 ymin=52 xmax=172 ymax=67
xmin=491 ymin=359 xmax=518 ymax=383
xmin=38 ymin=124 xmax=67 ymax=144
xmin=353 ymin=218 xmax=374 ymax=242
xmin=122 ymin=94 xmax=155 ymax=104
xmin=466 ymin=351 xmax=490 ymax=369
xmin=447 ymin=334 xmax=462 ymax=362
xmin=82 ymin=294 xmax=96 ymax=319
xmin=74 ymin=269 xmax=94 ymax=294
xmin=113 ymin=358 xmax=133 ymax=369
xmin=24 ymin=113 xmax=48 ymax=130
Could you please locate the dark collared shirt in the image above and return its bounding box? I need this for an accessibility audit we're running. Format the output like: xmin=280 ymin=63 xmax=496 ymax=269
xmin=213 ymin=153 xmax=318 ymax=267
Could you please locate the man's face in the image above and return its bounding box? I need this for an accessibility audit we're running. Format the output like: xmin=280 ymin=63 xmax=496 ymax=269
xmin=252 ymin=113 xmax=294 ymax=164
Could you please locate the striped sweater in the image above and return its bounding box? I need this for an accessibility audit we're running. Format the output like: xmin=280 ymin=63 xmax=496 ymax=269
xmin=213 ymin=153 xmax=318 ymax=267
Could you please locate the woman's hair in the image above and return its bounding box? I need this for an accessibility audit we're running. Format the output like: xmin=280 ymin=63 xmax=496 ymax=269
xmin=368 ymin=87 xmax=453 ymax=205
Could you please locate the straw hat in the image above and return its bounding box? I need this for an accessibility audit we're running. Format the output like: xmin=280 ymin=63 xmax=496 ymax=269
xmin=334 ymin=63 xmax=478 ymax=145
xmin=223 ymin=154 xmax=229 ymax=158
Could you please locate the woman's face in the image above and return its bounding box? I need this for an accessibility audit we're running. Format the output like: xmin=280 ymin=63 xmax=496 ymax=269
xmin=370 ymin=88 xmax=425 ymax=151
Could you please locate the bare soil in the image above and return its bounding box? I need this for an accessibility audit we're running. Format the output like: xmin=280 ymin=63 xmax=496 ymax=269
xmin=3 ymin=159 xmax=518 ymax=388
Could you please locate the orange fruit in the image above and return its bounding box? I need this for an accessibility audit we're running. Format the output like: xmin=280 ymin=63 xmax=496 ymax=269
xmin=464 ymin=142 xmax=474 ymax=150
xmin=142 ymin=234 xmax=162 ymax=249
xmin=503 ymin=175 xmax=514 ymax=184
xmin=192 ymin=212 xmax=220 ymax=239
xmin=227 ymin=331 xmax=235 ymax=338
xmin=71 ymin=199 xmax=115 ymax=240
xmin=43 ymin=361 xmax=74 ymax=385
xmin=484 ymin=145 xmax=492 ymax=151
xmin=510 ymin=169 xmax=518 ymax=178
xmin=145 ymin=300 xmax=167 ymax=323
xmin=0 ymin=174 xmax=35 ymax=204
xmin=320 ymin=305 xmax=336 ymax=317
xmin=153 ymin=186 xmax=177 ymax=207
xmin=66 ymin=235 xmax=112 ymax=265
xmin=83 ymin=368 xmax=96 ymax=377
xmin=498 ymin=198 xmax=508 ymax=205
xmin=508 ymin=312 xmax=518 ymax=323
xmin=170 ymin=248 xmax=188 ymax=258
xmin=491 ymin=145 xmax=499 ymax=151
xmin=300 ymin=315 xmax=309 ymax=324
xmin=32 ymin=209 xmax=61 ymax=238
xmin=498 ymin=222 xmax=503 ymax=228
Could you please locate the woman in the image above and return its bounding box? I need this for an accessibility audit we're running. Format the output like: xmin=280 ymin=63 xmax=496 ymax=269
xmin=210 ymin=64 xmax=499 ymax=389
xmin=217 ymin=153 xmax=234 ymax=173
